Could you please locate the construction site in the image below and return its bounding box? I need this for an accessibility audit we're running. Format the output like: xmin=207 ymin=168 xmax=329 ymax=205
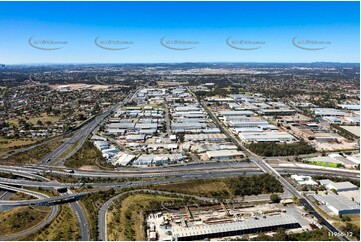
xmin=146 ymin=202 xmax=319 ymax=241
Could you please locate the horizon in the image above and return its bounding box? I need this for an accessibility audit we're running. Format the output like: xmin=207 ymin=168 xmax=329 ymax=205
xmin=4 ymin=61 xmax=361 ymax=66
xmin=0 ymin=1 xmax=359 ymax=64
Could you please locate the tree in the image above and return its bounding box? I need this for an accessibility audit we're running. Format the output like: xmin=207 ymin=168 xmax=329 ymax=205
xmin=270 ymin=194 xmax=281 ymax=203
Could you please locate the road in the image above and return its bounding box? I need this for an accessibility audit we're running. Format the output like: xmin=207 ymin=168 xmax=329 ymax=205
xmin=61 ymin=190 xmax=90 ymax=241
xmin=98 ymin=192 xmax=124 ymax=241
xmin=38 ymin=90 xmax=136 ymax=166
xmin=0 ymin=166 xmax=359 ymax=189
xmin=164 ymin=102 xmax=171 ymax=136
xmin=0 ymin=84 xmax=356 ymax=240
xmin=192 ymin=89 xmax=349 ymax=241
xmin=0 ymin=183 xmax=60 ymax=241
xmin=0 ymin=203 xmax=59 ymax=241
xmin=98 ymin=188 xmax=293 ymax=241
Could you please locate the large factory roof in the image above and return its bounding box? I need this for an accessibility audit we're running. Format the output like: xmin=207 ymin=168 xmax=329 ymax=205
xmin=173 ymin=215 xmax=299 ymax=239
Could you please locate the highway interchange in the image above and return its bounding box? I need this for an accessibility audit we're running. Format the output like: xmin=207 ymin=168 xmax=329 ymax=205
xmin=0 ymin=86 xmax=359 ymax=241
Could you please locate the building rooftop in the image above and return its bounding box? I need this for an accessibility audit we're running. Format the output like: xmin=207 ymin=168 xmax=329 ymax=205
xmin=314 ymin=194 xmax=359 ymax=213
xmin=319 ymin=179 xmax=358 ymax=191
xmin=173 ymin=214 xmax=299 ymax=239
xmin=218 ymin=110 xmax=255 ymax=116
xmin=239 ymin=131 xmax=296 ymax=142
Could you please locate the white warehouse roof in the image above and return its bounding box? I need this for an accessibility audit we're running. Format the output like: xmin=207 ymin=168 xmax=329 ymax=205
xmin=239 ymin=132 xmax=296 ymax=142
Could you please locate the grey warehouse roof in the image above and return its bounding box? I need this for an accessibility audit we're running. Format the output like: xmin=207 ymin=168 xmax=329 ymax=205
xmin=173 ymin=214 xmax=299 ymax=239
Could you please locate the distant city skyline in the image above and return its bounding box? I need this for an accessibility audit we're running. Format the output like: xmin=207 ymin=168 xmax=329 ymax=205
xmin=0 ymin=1 xmax=359 ymax=64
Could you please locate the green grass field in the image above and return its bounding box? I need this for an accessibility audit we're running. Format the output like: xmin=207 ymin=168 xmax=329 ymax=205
xmin=308 ymin=160 xmax=341 ymax=168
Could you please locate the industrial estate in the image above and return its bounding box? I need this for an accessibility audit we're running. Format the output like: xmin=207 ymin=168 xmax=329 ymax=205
xmin=0 ymin=0 xmax=359 ymax=241
xmin=0 ymin=62 xmax=359 ymax=241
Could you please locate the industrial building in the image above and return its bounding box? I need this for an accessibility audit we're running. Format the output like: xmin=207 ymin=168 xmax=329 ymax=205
xmin=258 ymin=109 xmax=296 ymax=116
xmin=228 ymin=120 xmax=269 ymax=128
xmin=184 ymin=133 xmax=227 ymax=142
xmin=125 ymin=134 xmax=146 ymax=142
xmin=218 ymin=110 xmax=256 ymax=117
xmin=313 ymin=194 xmax=360 ymax=215
xmin=291 ymin=175 xmax=318 ymax=186
xmin=337 ymin=104 xmax=360 ymax=111
xmin=238 ymin=131 xmax=296 ymax=143
xmin=133 ymin=154 xmax=184 ymax=166
xmin=313 ymin=108 xmax=348 ymax=117
xmin=171 ymin=122 xmax=206 ymax=132
xmin=172 ymin=215 xmax=301 ymax=241
xmin=206 ymin=150 xmax=244 ymax=159
xmin=319 ymin=179 xmax=358 ymax=192
xmin=94 ymin=140 xmax=109 ymax=150
xmin=110 ymin=153 xmax=136 ymax=166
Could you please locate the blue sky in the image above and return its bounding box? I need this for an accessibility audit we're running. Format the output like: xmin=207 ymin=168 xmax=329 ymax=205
xmin=0 ymin=1 xmax=359 ymax=64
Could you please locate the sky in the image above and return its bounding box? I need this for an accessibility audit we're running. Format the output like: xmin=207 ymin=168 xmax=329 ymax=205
xmin=0 ymin=1 xmax=359 ymax=64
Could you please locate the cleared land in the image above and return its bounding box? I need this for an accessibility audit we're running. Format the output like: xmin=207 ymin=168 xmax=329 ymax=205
xmin=0 ymin=206 xmax=51 ymax=237
xmin=0 ymin=137 xmax=63 ymax=164
xmin=64 ymin=140 xmax=110 ymax=168
xmin=24 ymin=205 xmax=80 ymax=241
xmin=153 ymin=174 xmax=283 ymax=199
xmin=0 ymin=137 xmax=40 ymax=150
xmin=8 ymin=112 xmax=61 ymax=127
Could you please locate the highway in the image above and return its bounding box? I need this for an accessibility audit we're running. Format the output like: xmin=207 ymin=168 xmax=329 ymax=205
xmin=0 ymin=183 xmax=60 ymax=241
xmin=0 ymin=166 xmax=359 ymax=189
xmin=61 ymin=190 xmax=90 ymax=241
xmin=194 ymin=91 xmax=350 ymax=241
xmin=0 ymin=204 xmax=59 ymax=241
xmin=0 ymin=85 xmax=356 ymax=241
xmin=98 ymin=188 xmax=293 ymax=241
xmin=98 ymin=192 xmax=124 ymax=241
xmin=38 ymin=90 xmax=137 ymax=166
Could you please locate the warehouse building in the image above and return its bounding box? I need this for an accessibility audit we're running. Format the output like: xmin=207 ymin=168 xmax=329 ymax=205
xmin=125 ymin=134 xmax=146 ymax=142
xmin=171 ymin=122 xmax=206 ymax=132
xmin=337 ymin=104 xmax=360 ymax=111
xmin=313 ymin=194 xmax=360 ymax=215
xmin=94 ymin=141 xmax=109 ymax=150
xmin=107 ymin=122 xmax=135 ymax=130
xmin=135 ymin=123 xmax=159 ymax=130
xmin=106 ymin=128 xmax=126 ymax=135
xmin=291 ymin=175 xmax=318 ymax=186
xmin=133 ymin=154 xmax=184 ymax=165
xmin=184 ymin=133 xmax=227 ymax=142
xmin=227 ymin=120 xmax=269 ymax=128
xmin=172 ymin=214 xmax=300 ymax=241
xmin=219 ymin=110 xmax=256 ymax=117
xmin=258 ymin=109 xmax=296 ymax=116
xmin=206 ymin=150 xmax=244 ymax=159
xmin=313 ymin=108 xmax=348 ymax=117
xmin=228 ymin=102 xmax=244 ymax=110
xmin=174 ymin=118 xmax=209 ymax=123
xmin=319 ymin=179 xmax=358 ymax=192
xmin=175 ymin=106 xmax=201 ymax=112
xmin=239 ymin=132 xmax=296 ymax=143
xmin=111 ymin=153 xmax=136 ymax=166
